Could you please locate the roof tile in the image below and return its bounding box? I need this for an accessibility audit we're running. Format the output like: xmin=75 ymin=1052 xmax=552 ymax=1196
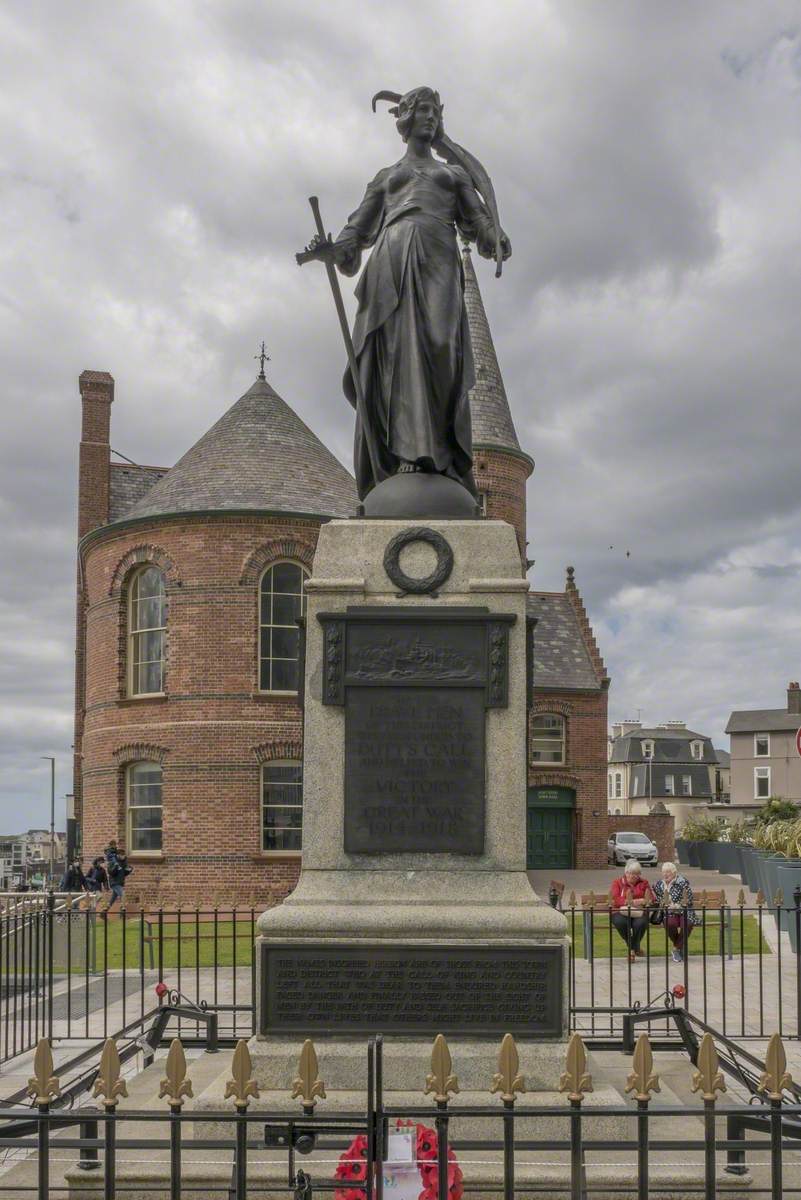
xmin=120 ymin=377 xmax=357 ymax=523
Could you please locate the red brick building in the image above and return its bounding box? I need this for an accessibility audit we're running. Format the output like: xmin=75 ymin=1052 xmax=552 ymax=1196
xmin=74 ymin=249 xmax=610 ymax=906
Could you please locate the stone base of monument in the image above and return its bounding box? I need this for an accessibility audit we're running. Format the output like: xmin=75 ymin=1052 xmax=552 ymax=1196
xmin=257 ymin=517 xmax=570 ymax=1054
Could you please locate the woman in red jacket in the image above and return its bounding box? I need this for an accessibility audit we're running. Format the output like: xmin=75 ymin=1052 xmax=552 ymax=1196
xmin=611 ymin=860 xmax=655 ymax=962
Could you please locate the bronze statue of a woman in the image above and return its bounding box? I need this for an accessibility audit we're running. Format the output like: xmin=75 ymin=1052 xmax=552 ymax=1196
xmin=299 ymin=87 xmax=510 ymax=515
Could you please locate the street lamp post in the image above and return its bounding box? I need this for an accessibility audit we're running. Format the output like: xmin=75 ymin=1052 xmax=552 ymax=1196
xmin=40 ymin=757 xmax=55 ymax=885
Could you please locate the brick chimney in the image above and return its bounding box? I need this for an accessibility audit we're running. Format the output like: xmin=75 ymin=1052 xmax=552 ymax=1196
xmin=788 ymin=681 xmax=801 ymax=714
xmin=78 ymin=370 xmax=114 ymax=537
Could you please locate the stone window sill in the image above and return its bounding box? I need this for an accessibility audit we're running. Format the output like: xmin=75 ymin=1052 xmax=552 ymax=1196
xmin=128 ymin=854 xmax=165 ymax=863
xmin=253 ymin=852 xmax=301 ymax=861
xmin=251 ymin=692 xmax=300 ymax=702
xmin=118 ymin=695 xmax=168 ymax=706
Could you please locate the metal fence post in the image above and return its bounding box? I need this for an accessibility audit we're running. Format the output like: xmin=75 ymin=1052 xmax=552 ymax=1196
xmin=78 ymin=1117 xmax=100 ymax=1171
xmin=794 ymin=886 xmax=801 ymax=1042
xmin=45 ymin=891 xmax=55 ymax=1045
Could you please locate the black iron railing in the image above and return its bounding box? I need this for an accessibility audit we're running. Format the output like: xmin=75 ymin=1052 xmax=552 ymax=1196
xmin=0 ymin=1031 xmax=798 ymax=1199
xmin=564 ymin=889 xmax=801 ymax=1042
xmin=0 ymin=895 xmax=257 ymax=1066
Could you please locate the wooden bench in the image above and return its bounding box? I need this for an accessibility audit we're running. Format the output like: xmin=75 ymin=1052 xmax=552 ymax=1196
xmin=578 ymin=891 xmax=614 ymax=957
xmin=567 ymin=888 xmax=734 ymax=960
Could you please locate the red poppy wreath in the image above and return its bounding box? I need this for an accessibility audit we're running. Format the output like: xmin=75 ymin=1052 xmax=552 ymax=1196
xmin=334 ymin=1122 xmax=463 ymax=1200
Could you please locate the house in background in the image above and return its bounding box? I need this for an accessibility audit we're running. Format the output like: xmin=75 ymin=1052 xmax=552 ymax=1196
xmin=607 ymin=720 xmax=718 ymax=826
xmin=0 ymin=830 xmax=67 ymax=889
xmin=712 ymin=748 xmax=731 ymax=804
xmin=725 ymin=682 xmax=801 ymax=811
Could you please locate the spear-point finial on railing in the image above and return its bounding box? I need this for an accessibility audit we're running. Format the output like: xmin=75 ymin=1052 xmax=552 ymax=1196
xmin=625 ymin=1033 xmax=660 ymax=1102
xmin=424 ymin=1034 xmax=460 ymax=1104
xmin=691 ymin=1033 xmax=726 ymax=1102
xmin=737 ymin=889 xmax=745 ymax=907
xmin=158 ymin=1039 xmax=193 ymax=1108
xmin=756 ymin=889 xmax=765 ymax=907
xmin=93 ymin=1039 xmax=128 ymax=1108
xmin=559 ymin=1033 xmax=593 ymax=1102
xmin=224 ymin=1040 xmax=260 ymax=1110
xmin=568 ymin=890 xmax=576 ymax=907
xmin=773 ymin=888 xmax=784 ymax=908
xmin=719 ymin=889 xmax=727 ymax=906
xmin=27 ymin=1039 xmax=60 ymax=1107
xmin=291 ymin=1040 xmax=326 ymax=1109
xmin=255 ymin=340 xmax=270 ymax=380
xmin=490 ymin=1033 xmax=525 ymax=1103
xmin=758 ymin=1033 xmax=793 ymax=1101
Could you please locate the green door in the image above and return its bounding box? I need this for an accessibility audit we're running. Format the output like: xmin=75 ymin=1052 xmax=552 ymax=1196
xmin=526 ymin=787 xmax=575 ymax=869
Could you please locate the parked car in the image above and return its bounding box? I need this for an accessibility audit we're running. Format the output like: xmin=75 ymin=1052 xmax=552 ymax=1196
xmin=608 ymin=831 xmax=659 ymax=867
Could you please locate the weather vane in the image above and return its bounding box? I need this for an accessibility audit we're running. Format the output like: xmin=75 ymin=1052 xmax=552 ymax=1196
xmin=254 ymin=341 xmax=270 ymax=380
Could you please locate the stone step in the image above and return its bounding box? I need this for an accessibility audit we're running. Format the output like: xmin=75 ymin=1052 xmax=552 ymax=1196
xmin=247 ymin=1036 xmax=570 ymax=1092
xmin=61 ymin=1148 xmax=752 ymax=1200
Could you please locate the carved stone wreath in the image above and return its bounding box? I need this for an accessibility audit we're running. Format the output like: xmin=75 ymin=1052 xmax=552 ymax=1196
xmin=383 ymin=527 xmax=454 ymax=596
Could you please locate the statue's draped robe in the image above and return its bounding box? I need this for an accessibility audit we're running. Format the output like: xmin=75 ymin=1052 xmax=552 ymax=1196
xmin=334 ymin=158 xmax=499 ymax=500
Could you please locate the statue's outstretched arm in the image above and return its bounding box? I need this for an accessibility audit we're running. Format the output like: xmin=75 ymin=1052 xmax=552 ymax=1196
xmin=333 ymin=171 xmax=387 ymax=276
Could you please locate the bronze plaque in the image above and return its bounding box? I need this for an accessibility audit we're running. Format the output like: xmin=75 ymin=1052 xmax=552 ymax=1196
xmin=261 ymin=944 xmax=564 ymax=1037
xmin=344 ymin=686 xmax=485 ymax=853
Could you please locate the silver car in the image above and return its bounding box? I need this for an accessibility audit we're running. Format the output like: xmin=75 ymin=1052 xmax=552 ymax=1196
xmin=608 ymin=830 xmax=659 ymax=867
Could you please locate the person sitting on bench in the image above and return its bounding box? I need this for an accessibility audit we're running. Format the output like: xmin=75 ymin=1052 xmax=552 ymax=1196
xmin=652 ymin=861 xmax=699 ymax=963
xmin=611 ymin=860 xmax=655 ymax=962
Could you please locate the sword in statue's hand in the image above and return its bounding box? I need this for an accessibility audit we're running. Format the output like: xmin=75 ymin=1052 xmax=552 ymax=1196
xmin=295 ymin=196 xmax=366 ymax=418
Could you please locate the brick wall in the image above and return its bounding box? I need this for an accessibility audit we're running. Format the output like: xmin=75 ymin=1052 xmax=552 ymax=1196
xmin=79 ymin=512 xmax=320 ymax=907
xmin=75 ymin=372 xmax=114 ymax=836
xmin=528 ymin=688 xmax=610 ymax=868
xmin=474 ymin=448 xmax=531 ymax=564
xmin=605 ymin=813 xmax=676 ymax=864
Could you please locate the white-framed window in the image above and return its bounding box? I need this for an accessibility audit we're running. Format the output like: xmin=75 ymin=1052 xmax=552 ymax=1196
xmin=665 ymin=775 xmax=675 ymax=796
xmin=607 ymin=773 xmax=613 ymax=799
xmin=126 ymin=762 xmax=163 ymax=853
xmin=681 ymin=774 xmax=692 ymax=796
xmin=754 ymin=766 xmax=771 ymax=799
xmin=642 ymin=740 xmax=654 ymax=759
xmin=754 ymin=733 xmax=770 ymax=758
xmin=530 ymin=713 xmax=566 ymax=764
xmin=128 ymin=566 xmax=166 ymax=696
xmin=262 ymin=761 xmax=303 ymax=852
xmin=690 ymin=740 xmax=703 ymax=760
xmin=259 ymin=562 xmax=309 ymax=693
xmin=614 ymin=772 xmax=622 ymax=799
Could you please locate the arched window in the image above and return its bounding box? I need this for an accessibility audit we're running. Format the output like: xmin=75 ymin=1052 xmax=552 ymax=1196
xmin=262 ymin=761 xmax=303 ymax=851
xmin=126 ymin=762 xmax=163 ymax=853
xmin=259 ymin=563 xmax=308 ymax=693
xmin=128 ymin=566 xmax=166 ymax=696
xmin=531 ymin=713 xmax=566 ymax=764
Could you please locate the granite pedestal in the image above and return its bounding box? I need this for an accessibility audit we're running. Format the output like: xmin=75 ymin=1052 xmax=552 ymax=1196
xmin=256 ymin=517 xmax=568 ymax=1087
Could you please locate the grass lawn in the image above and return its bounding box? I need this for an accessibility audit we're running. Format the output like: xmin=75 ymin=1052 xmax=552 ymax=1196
xmin=88 ymin=912 xmax=771 ymax=968
xmin=92 ymin=916 xmax=255 ymax=969
xmin=567 ymin=912 xmax=771 ymax=959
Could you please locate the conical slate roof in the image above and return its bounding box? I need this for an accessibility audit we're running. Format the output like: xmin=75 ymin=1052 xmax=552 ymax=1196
xmin=122 ymin=376 xmax=357 ymax=522
xmin=463 ymin=245 xmax=530 ymax=463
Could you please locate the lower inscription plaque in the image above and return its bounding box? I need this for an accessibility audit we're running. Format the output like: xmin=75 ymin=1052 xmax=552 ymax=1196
xmin=260 ymin=944 xmax=564 ymax=1037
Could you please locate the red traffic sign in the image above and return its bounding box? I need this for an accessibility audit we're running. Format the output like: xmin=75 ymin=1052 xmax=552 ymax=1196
xmin=796 ymin=727 xmax=801 ymax=757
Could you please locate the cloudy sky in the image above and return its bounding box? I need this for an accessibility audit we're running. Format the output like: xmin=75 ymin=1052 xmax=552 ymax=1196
xmin=2 ymin=1 xmax=801 ymax=828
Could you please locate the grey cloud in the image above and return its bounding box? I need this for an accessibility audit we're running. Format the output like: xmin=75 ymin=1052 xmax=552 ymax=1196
xmin=3 ymin=1 xmax=801 ymax=823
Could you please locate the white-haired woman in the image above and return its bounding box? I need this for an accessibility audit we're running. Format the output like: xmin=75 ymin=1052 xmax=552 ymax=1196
xmin=611 ymin=859 xmax=655 ymax=962
xmin=652 ymin=861 xmax=700 ymax=963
